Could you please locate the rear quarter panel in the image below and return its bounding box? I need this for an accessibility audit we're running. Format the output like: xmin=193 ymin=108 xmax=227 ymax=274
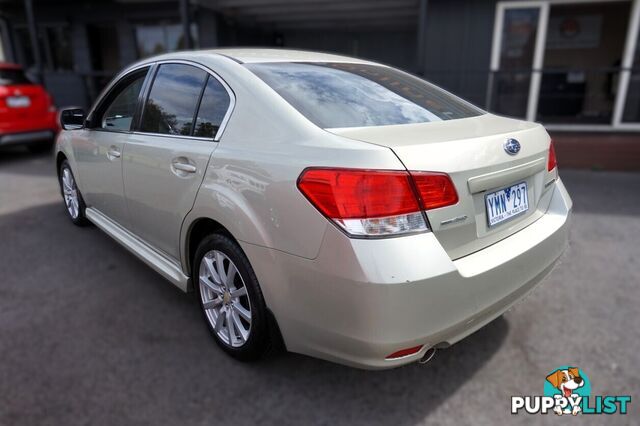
xmin=180 ymin=56 xmax=404 ymax=279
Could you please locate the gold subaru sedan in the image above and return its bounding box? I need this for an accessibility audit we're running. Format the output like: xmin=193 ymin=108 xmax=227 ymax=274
xmin=55 ymin=49 xmax=571 ymax=369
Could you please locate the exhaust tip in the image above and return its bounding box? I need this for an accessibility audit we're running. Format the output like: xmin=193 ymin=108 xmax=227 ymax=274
xmin=418 ymin=347 xmax=436 ymax=365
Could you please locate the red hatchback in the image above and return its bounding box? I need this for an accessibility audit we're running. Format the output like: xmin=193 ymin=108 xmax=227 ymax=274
xmin=0 ymin=62 xmax=58 ymax=152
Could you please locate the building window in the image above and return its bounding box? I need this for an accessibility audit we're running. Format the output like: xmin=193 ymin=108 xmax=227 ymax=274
xmin=45 ymin=26 xmax=73 ymax=71
xmin=490 ymin=8 xmax=540 ymax=119
xmin=491 ymin=0 xmax=638 ymax=128
xmin=536 ymin=1 xmax=630 ymax=125
xmin=13 ymin=28 xmax=35 ymax=68
xmin=13 ymin=25 xmax=73 ymax=72
xmin=135 ymin=22 xmax=198 ymax=58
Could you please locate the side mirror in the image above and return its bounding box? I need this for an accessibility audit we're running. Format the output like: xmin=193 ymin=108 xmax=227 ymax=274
xmin=60 ymin=108 xmax=86 ymax=130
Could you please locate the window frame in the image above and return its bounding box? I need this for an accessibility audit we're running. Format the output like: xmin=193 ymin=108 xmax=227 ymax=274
xmin=134 ymin=60 xmax=235 ymax=142
xmin=87 ymin=64 xmax=152 ymax=133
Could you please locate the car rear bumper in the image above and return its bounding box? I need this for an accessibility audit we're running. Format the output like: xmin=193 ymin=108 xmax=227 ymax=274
xmin=241 ymin=178 xmax=572 ymax=369
xmin=0 ymin=129 xmax=55 ymax=147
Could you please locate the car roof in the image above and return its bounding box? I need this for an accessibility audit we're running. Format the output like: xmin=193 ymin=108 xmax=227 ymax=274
xmin=0 ymin=62 xmax=23 ymax=70
xmin=148 ymin=48 xmax=379 ymax=65
xmin=209 ymin=48 xmax=377 ymax=64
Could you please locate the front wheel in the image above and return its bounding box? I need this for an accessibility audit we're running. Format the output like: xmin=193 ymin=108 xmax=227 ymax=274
xmin=194 ymin=234 xmax=272 ymax=361
xmin=58 ymin=159 xmax=89 ymax=226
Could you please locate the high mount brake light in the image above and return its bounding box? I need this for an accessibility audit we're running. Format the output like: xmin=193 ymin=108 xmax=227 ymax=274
xmin=297 ymin=168 xmax=458 ymax=237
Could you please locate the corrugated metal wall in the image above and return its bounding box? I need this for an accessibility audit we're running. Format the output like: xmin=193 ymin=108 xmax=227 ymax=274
xmin=423 ymin=0 xmax=496 ymax=107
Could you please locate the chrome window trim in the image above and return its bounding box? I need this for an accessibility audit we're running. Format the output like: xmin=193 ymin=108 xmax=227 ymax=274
xmin=137 ymin=59 xmax=236 ymax=142
xmin=92 ymin=128 xmax=133 ymax=135
xmin=130 ymin=131 xmax=216 ymax=142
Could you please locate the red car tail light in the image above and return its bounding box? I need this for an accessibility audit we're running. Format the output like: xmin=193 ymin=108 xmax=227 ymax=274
xmin=297 ymin=168 xmax=427 ymax=237
xmin=410 ymin=172 xmax=459 ymax=210
xmin=548 ymin=139 xmax=557 ymax=171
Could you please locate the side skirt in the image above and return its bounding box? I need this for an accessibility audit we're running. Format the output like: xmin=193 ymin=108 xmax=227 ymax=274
xmin=85 ymin=207 xmax=190 ymax=292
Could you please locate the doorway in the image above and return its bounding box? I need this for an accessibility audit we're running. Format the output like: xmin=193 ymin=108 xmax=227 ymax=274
xmin=490 ymin=0 xmax=639 ymax=129
xmin=538 ymin=1 xmax=630 ymax=124
xmin=87 ymin=24 xmax=122 ymax=99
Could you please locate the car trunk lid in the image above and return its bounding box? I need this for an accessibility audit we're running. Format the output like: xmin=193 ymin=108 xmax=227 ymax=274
xmin=328 ymin=113 xmax=557 ymax=259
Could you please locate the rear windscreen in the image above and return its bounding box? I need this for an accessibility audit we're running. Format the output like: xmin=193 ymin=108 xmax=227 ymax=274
xmin=0 ymin=69 xmax=32 ymax=86
xmin=245 ymin=62 xmax=483 ymax=128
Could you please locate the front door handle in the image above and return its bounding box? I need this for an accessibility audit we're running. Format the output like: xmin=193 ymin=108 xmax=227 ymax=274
xmin=107 ymin=146 xmax=121 ymax=160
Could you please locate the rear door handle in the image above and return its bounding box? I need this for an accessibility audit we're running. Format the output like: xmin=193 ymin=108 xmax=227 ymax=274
xmin=173 ymin=162 xmax=196 ymax=173
xmin=171 ymin=158 xmax=197 ymax=174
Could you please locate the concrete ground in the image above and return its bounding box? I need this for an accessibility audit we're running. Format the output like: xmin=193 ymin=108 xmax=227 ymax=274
xmin=0 ymin=147 xmax=638 ymax=426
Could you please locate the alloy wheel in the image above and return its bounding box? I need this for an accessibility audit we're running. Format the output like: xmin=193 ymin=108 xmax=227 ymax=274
xmin=61 ymin=167 xmax=80 ymax=219
xmin=199 ymin=250 xmax=252 ymax=347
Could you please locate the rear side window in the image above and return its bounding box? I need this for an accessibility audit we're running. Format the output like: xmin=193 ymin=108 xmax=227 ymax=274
xmin=0 ymin=69 xmax=32 ymax=86
xmin=246 ymin=62 xmax=483 ymax=128
xmin=141 ymin=64 xmax=208 ymax=135
xmin=193 ymin=76 xmax=231 ymax=138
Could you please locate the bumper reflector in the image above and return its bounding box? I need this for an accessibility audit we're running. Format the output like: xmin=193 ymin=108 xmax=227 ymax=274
xmin=385 ymin=345 xmax=423 ymax=359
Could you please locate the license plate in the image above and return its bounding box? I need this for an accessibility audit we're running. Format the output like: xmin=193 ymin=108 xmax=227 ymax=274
xmin=485 ymin=182 xmax=529 ymax=227
xmin=7 ymin=96 xmax=30 ymax=108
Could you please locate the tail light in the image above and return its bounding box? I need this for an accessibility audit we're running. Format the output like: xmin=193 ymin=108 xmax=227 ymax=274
xmin=548 ymin=139 xmax=557 ymax=171
xmin=45 ymin=93 xmax=57 ymax=112
xmin=411 ymin=172 xmax=459 ymax=209
xmin=297 ymin=168 xmax=458 ymax=237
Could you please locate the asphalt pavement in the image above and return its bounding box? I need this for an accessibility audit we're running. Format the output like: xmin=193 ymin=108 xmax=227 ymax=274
xmin=1 ymin=147 xmax=638 ymax=426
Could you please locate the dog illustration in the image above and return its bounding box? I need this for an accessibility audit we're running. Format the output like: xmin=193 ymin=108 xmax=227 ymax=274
xmin=546 ymin=367 xmax=584 ymax=415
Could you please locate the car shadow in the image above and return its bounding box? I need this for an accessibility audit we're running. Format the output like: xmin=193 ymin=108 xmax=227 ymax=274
xmin=246 ymin=319 xmax=509 ymax=425
xmin=0 ymin=202 xmax=509 ymax=426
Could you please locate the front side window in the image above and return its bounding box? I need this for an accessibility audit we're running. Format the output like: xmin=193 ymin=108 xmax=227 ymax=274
xmin=193 ymin=76 xmax=231 ymax=138
xmin=246 ymin=62 xmax=483 ymax=128
xmin=101 ymin=71 xmax=147 ymax=131
xmin=141 ymin=64 xmax=207 ymax=135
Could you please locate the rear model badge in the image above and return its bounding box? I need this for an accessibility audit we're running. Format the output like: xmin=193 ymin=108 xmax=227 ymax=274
xmin=504 ymin=138 xmax=521 ymax=155
xmin=440 ymin=215 xmax=468 ymax=226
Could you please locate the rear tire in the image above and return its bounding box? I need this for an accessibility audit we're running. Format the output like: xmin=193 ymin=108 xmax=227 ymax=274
xmin=194 ymin=233 xmax=272 ymax=361
xmin=58 ymin=159 xmax=89 ymax=226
